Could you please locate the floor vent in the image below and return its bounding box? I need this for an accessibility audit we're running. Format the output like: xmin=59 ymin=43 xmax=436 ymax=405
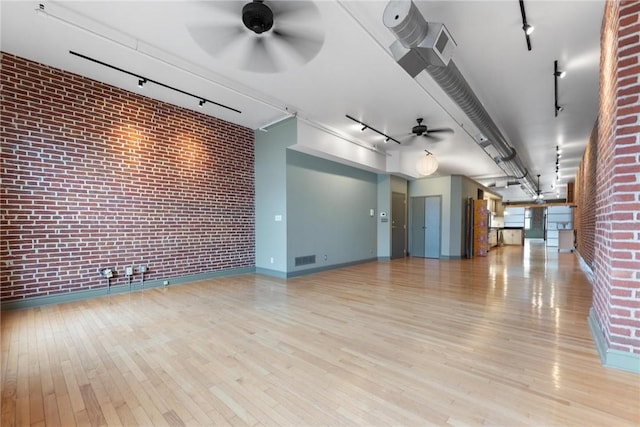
xmin=295 ymin=255 xmax=316 ymax=267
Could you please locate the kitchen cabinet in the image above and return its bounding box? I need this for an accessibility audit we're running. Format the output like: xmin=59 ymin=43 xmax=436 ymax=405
xmin=559 ymin=230 xmax=575 ymax=252
xmin=502 ymin=228 xmax=524 ymax=246
xmin=489 ymin=229 xmax=498 ymax=248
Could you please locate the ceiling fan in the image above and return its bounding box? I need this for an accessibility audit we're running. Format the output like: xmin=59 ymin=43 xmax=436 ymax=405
xmin=533 ymin=174 xmax=556 ymax=203
xmin=188 ymin=1 xmax=324 ymax=74
xmin=409 ymin=118 xmax=454 ymax=141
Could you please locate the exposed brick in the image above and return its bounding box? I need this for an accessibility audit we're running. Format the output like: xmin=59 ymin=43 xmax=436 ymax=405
xmin=0 ymin=53 xmax=255 ymax=302
xmin=576 ymin=0 xmax=640 ymax=354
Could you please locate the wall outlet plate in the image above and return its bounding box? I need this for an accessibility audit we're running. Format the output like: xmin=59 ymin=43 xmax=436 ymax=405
xmin=124 ymin=266 xmax=133 ymax=276
xmin=99 ymin=268 xmax=114 ymax=279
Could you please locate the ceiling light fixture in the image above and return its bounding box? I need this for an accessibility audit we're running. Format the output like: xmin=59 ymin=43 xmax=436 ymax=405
xmin=345 ymin=115 xmax=401 ymax=144
xmin=138 ymin=78 xmax=146 ymax=88
xmin=519 ymin=0 xmax=534 ymax=51
xmin=554 ymin=67 xmax=567 ymax=79
xmin=555 ymin=145 xmax=562 ymax=183
xmin=416 ymin=150 xmax=439 ymax=176
xmin=69 ymin=51 xmax=241 ymax=114
xmin=199 ymin=99 xmax=205 ymax=108
xmin=554 ymin=60 xmax=565 ymax=117
xmin=523 ymin=23 xmax=535 ymax=36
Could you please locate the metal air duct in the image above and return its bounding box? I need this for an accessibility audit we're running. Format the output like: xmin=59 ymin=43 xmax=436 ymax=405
xmin=383 ymin=0 xmax=537 ymax=196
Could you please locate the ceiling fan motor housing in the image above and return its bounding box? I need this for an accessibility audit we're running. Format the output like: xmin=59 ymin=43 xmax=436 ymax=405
xmin=412 ymin=118 xmax=426 ymax=135
xmin=412 ymin=124 xmax=427 ymax=135
xmin=242 ymin=1 xmax=274 ymax=34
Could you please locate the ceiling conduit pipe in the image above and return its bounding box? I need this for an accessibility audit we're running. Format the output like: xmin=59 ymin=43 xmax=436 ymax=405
xmin=383 ymin=0 xmax=537 ymax=196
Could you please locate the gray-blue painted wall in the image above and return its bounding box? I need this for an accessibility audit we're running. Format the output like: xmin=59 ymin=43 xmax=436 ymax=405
xmin=255 ymin=118 xmax=295 ymax=274
xmin=256 ymin=118 xmax=379 ymax=277
xmin=286 ymin=150 xmax=378 ymax=273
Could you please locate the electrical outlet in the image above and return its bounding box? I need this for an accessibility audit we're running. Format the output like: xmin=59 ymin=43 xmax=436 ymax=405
xmin=270 ymin=257 xmax=274 ymax=264
xmin=163 ymin=280 xmax=169 ymax=286
xmin=99 ymin=267 xmax=114 ymax=279
xmin=138 ymin=265 xmax=147 ymax=273
xmin=124 ymin=266 xmax=133 ymax=276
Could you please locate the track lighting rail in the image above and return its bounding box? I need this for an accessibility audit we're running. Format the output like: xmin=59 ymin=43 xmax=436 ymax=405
xmin=345 ymin=114 xmax=401 ymax=144
xmin=69 ymin=50 xmax=241 ymax=114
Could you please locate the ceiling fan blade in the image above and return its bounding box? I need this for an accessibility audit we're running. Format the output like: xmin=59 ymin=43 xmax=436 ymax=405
xmin=204 ymin=1 xmax=243 ymax=19
xmin=188 ymin=24 xmax=245 ymax=58
xmin=270 ymin=1 xmax=321 ymax=23
xmin=243 ymin=37 xmax=280 ymax=73
xmin=426 ymin=128 xmax=454 ymax=134
xmin=423 ymin=134 xmax=443 ymax=141
xmin=401 ymin=135 xmax=419 ymax=145
xmin=271 ymin=27 xmax=324 ymax=64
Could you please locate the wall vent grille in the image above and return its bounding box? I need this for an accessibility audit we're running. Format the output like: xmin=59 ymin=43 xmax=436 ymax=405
xmin=294 ymin=255 xmax=316 ymax=266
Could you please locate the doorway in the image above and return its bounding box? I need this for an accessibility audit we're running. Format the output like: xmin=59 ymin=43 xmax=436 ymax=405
xmin=391 ymin=192 xmax=407 ymax=259
xmin=410 ymin=196 xmax=441 ymax=258
xmin=525 ymin=207 xmax=545 ymax=239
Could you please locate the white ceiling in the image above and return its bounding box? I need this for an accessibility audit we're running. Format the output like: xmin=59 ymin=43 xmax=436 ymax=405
xmin=1 ymin=0 xmax=603 ymax=202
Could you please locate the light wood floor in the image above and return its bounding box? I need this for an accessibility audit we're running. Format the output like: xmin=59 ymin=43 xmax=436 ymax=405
xmin=2 ymin=241 xmax=639 ymax=426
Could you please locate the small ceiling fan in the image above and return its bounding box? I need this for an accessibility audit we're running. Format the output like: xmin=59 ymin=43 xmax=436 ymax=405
xmin=188 ymin=1 xmax=324 ymax=73
xmin=533 ymin=174 xmax=556 ymax=203
xmin=408 ymin=118 xmax=454 ymax=141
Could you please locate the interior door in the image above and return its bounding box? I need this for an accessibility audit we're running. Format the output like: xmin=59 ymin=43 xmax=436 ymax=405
xmin=424 ymin=196 xmax=441 ymax=258
xmin=410 ymin=196 xmax=441 ymax=258
xmin=410 ymin=197 xmax=426 ymax=257
xmin=391 ymin=192 xmax=406 ymax=259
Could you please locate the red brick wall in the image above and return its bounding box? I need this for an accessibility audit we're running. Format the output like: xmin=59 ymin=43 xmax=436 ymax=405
xmin=574 ymin=123 xmax=598 ymax=269
xmin=590 ymin=0 xmax=640 ymax=354
xmin=1 ymin=53 xmax=255 ymax=302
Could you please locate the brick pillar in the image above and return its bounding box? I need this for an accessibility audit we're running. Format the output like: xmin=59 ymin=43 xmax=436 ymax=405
xmin=589 ymin=0 xmax=640 ymax=372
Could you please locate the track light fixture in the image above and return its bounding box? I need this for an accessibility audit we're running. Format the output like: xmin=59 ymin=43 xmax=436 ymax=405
xmin=345 ymin=115 xmax=401 ymax=144
xmin=555 ymin=145 xmax=562 ymax=182
xmin=519 ymin=0 xmax=534 ymax=51
xmin=555 ymin=70 xmax=567 ymax=79
xmin=554 ymin=60 xmax=565 ymax=117
xmin=523 ymin=23 xmax=534 ymax=36
xmin=199 ymin=99 xmax=205 ymax=108
xmin=69 ymin=51 xmax=241 ymax=114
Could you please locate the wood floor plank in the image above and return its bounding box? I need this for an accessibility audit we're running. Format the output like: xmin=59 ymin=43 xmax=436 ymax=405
xmin=2 ymin=242 xmax=640 ymax=426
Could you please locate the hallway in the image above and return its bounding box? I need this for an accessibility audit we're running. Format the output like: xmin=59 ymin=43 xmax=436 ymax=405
xmin=2 ymin=241 xmax=639 ymax=426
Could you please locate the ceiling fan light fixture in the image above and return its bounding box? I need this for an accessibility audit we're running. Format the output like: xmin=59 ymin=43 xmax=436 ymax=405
xmin=242 ymin=1 xmax=274 ymax=34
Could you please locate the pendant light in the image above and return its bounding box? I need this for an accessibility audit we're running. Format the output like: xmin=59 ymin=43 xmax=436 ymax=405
xmin=416 ymin=151 xmax=438 ymax=176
